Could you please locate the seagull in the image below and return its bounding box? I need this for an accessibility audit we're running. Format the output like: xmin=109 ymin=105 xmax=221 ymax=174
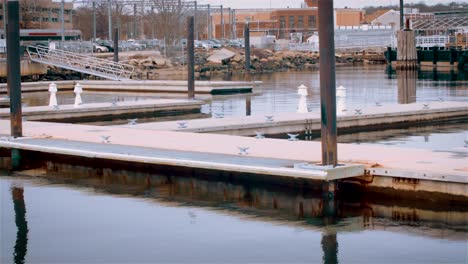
xmin=237 ymin=146 xmax=249 ymax=155
xmin=100 ymin=135 xmax=111 ymax=144
xmin=111 ymin=98 xmax=118 ymax=106
xmin=375 ymin=102 xmax=382 ymax=106
xmin=127 ymin=118 xmax=138 ymax=125
xmin=354 ymin=109 xmax=362 ymax=115
xmin=265 ymin=115 xmax=274 ymax=122
xmin=254 ymin=131 xmax=265 ymax=139
xmin=188 ymin=210 xmax=196 ymax=218
xmin=0 ymin=136 xmax=12 ymax=141
xmin=287 ymin=133 xmax=299 ymax=141
xmin=464 ymin=140 xmax=468 ymax=148
xmin=52 ymin=105 xmax=60 ymax=110
xmin=438 ymin=98 xmax=444 ymax=102
xmin=423 ymin=104 xmax=430 ymax=109
xmin=214 ymin=112 xmax=224 ymax=119
xmin=177 ymin=121 xmax=188 ymax=129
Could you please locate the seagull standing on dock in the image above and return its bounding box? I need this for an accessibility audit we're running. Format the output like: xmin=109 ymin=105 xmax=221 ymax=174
xmin=237 ymin=147 xmax=249 ymax=155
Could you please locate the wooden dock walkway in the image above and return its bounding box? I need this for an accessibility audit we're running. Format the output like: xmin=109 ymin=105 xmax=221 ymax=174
xmin=0 ymin=120 xmax=466 ymax=199
xmin=116 ymin=101 xmax=468 ymax=136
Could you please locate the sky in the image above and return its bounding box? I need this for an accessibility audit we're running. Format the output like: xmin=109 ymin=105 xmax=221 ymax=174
xmin=197 ymin=0 xmax=463 ymax=9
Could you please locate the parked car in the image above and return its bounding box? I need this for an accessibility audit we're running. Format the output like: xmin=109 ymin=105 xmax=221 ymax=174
xmin=208 ymin=39 xmax=222 ymax=48
xmin=127 ymin=39 xmax=146 ymax=50
xmin=93 ymin=43 xmax=109 ymax=53
xmin=96 ymin=40 xmax=114 ymax=52
xmin=195 ymin=40 xmax=211 ymax=49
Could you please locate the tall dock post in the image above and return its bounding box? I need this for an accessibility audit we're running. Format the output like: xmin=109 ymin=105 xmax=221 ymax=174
xmin=396 ymin=19 xmax=418 ymax=70
xmin=7 ymin=0 xmax=22 ymax=138
xmin=244 ymin=23 xmax=251 ymax=75
xmin=318 ymin=0 xmax=337 ymax=166
xmin=187 ymin=16 xmax=195 ymax=99
xmin=7 ymin=0 xmax=23 ymax=170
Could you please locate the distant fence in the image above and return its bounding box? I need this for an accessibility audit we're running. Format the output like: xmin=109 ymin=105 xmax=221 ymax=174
xmin=274 ymin=29 xmax=396 ymax=52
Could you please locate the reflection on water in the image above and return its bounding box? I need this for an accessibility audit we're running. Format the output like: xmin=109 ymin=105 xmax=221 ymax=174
xmin=1 ymin=157 xmax=466 ymax=263
xmin=12 ymin=187 xmax=28 ymax=264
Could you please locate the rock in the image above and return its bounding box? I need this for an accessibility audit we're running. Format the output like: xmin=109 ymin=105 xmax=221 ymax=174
xmin=207 ymin=48 xmax=236 ymax=64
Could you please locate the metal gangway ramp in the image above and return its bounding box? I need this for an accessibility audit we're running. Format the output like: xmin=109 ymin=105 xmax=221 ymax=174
xmin=27 ymin=46 xmax=134 ymax=81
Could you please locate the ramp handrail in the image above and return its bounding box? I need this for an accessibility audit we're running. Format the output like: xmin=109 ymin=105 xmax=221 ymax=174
xmin=27 ymin=45 xmax=134 ymax=81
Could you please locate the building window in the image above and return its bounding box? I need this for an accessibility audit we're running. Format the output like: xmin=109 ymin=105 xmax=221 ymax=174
xmin=52 ymin=17 xmax=58 ymax=22
xmin=308 ymin=15 xmax=316 ymax=28
xmin=279 ymin=16 xmax=285 ymax=28
xmin=298 ymin=16 xmax=304 ymax=28
xmin=289 ymin=16 xmax=295 ymax=28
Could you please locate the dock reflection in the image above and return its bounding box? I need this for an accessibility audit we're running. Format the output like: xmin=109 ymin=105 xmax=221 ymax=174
xmin=24 ymin=161 xmax=466 ymax=240
xmin=8 ymin=161 xmax=468 ymax=263
xmin=12 ymin=187 xmax=28 ymax=264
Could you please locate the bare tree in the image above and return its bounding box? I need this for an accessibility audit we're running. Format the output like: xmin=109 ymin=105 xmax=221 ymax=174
xmin=19 ymin=0 xmax=40 ymax=29
xmin=150 ymin=0 xmax=191 ymax=44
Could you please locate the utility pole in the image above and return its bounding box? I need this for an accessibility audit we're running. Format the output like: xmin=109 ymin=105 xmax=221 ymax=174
xmin=220 ymin=5 xmax=224 ymax=39
xmin=318 ymin=0 xmax=337 ymax=166
xmin=60 ymin=0 xmax=65 ymax=41
xmin=400 ymin=0 xmax=404 ymax=30
xmin=108 ymin=0 xmax=112 ymax=40
xmin=92 ymin=1 xmax=96 ymax=41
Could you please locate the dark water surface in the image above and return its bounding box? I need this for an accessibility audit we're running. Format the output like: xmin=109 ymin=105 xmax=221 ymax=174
xmin=1 ymin=173 xmax=467 ymax=264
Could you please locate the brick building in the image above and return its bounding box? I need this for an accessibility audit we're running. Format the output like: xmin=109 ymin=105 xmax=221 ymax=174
xmin=335 ymin=8 xmax=365 ymax=27
xmin=0 ymin=0 xmax=73 ymax=31
xmin=212 ymin=7 xmax=318 ymax=40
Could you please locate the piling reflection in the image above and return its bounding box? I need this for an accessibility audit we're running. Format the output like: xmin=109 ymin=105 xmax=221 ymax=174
xmin=12 ymin=187 xmax=28 ymax=264
xmin=396 ymin=70 xmax=417 ymax=104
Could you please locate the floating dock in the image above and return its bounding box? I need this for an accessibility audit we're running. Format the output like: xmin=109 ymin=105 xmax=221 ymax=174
xmin=0 ymin=99 xmax=204 ymax=123
xmin=0 ymin=120 xmax=466 ymax=200
xmin=116 ymin=101 xmax=468 ymax=136
xmin=0 ymin=80 xmax=257 ymax=95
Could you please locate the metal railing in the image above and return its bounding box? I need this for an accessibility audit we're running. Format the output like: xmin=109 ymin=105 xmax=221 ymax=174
xmin=27 ymin=45 xmax=134 ymax=81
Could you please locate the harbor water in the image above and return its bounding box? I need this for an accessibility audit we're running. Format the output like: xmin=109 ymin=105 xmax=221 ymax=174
xmin=1 ymin=65 xmax=467 ymax=263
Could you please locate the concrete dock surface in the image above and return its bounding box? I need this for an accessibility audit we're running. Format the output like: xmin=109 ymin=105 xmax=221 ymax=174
xmin=116 ymin=101 xmax=468 ymax=135
xmin=0 ymin=99 xmax=204 ymax=122
xmin=0 ymin=120 xmax=466 ymax=188
xmin=0 ymin=80 xmax=256 ymax=95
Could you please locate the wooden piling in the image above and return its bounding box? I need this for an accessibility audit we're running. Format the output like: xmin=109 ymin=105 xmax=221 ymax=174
xmin=396 ymin=30 xmax=418 ymax=70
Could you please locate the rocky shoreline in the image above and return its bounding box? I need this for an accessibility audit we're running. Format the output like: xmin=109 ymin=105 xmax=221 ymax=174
xmin=22 ymin=48 xmax=387 ymax=81
xmin=128 ymin=48 xmax=387 ymax=80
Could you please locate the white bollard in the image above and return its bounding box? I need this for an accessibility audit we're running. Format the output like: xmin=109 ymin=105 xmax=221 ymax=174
xmin=336 ymin=85 xmax=347 ymax=113
xmin=336 ymin=85 xmax=346 ymax=97
xmin=74 ymin=83 xmax=83 ymax=107
xmin=297 ymin=84 xmax=308 ymax=113
xmin=48 ymin=82 xmax=58 ymax=107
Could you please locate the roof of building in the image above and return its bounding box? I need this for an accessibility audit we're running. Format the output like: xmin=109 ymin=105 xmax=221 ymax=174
xmin=364 ymin=9 xmax=392 ymax=24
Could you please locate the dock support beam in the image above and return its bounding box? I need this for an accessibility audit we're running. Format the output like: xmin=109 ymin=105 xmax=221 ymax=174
xmin=318 ymin=0 xmax=337 ymax=166
xmin=113 ymin=28 xmax=119 ymax=63
xmin=187 ymin=16 xmax=195 ymax=99
xmin=244 ymin=23 xmax=251 ymax=75
xmin=7 ymin=0 xmax=22 ymax=138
